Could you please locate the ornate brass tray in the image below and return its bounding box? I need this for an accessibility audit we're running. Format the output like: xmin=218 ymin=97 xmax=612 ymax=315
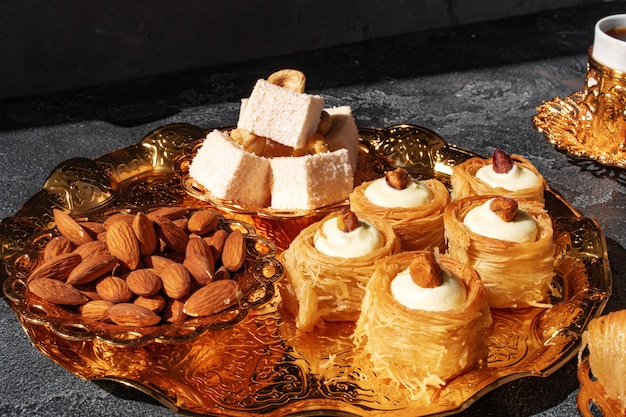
xmin=577 ymin=356 xmax=626 ymax=416
xmin=1 ymin=123 xmax=612 ymax=416
xmin=533 ymin=91 xmax=626 ymax=169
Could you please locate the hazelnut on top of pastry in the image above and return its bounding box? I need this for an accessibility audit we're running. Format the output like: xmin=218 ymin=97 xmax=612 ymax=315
xmin=391 ymin=252 xmax=467 ymax=311
xmin=463 ymin=196 xmax=538 ymax=243
xmin=363 ymin=167 xmax=434 ymax=208
xmin=313 ymin=208 xmax=384 ymax=258
xmin=475 ymin=149 xmax=540 ymax=190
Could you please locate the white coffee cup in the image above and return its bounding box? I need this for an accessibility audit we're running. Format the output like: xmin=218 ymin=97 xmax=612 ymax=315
xmin=593 ymin=14 xmax=626 ymax=72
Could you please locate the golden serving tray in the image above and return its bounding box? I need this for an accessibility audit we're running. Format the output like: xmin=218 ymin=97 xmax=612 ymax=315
xmin=1 ymin=123 xmax=612 ymax=416
xmin=533 ymin=91 xmax=626 ymax=169
xmin=577 ymin=355 xmax=626 ymax=416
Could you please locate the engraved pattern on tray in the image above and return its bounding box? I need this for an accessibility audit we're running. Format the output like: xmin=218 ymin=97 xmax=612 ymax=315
xmin=0 ymin=123 xmax=612 ymax=416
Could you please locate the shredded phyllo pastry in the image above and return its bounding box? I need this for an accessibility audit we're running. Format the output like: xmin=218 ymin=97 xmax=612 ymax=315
xmin=279 ymin=212 xmax=400 ymax=332
xmin=444 ymin=196 xmax=555 ymax=309
xmin=450 ymin=154 xmax=546 ymax=204
xmin=350 ymin=178 xmax=449 ymax=251
xmin=353 ymin=251 xmax=492 ymax=402
xmin=580 ymin=310 xmax=626 ymax=412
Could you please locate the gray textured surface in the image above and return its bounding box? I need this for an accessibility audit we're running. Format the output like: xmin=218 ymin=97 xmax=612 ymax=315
xmin=1 ymin=0 xmax=592 ymax=98
xmin=1 ymin=2 xmax=626 ymax=416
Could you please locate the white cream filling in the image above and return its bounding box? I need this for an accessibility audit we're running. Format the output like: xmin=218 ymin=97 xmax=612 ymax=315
xmin=314 ymin=217 xmax=383 ymax=258
xmin=390 ymin=267 xmax=467 ymax=311
xmin=364 ymin=177 xmax=433 ymax=208
xmin=463 ymin=198 xmax=538 ymax=243
xmin=475 ymin=163 xmax=540 ymax=190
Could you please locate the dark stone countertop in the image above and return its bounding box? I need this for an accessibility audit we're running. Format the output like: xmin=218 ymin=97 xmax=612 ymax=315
xmin=1 ymin=2 xmax=625 ymax=416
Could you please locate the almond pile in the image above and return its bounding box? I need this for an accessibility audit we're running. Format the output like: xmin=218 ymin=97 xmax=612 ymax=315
xmin=27 ymin=207 xmax=247 ymax=327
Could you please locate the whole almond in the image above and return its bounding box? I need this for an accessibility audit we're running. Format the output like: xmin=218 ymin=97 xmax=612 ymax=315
xmin=73 ymin=240 xmax=109 ymax=260
xmin=28 ymin=252 xmax=82 ymax=282
xmin=186 ymin=237 xmax=214 ymax=260
xmin=173 ymin=218 xmax=188 ymax=231
xmin=103 ymin=213 xmax=135 ymax=229
xmin=160 ymin=263 xmax=191 ymax=299
xmin=66 ymin=254 xmax=118 ymax=285
xmin=153 ymin=216 xmax=189 ymax=253
xmin=187 ymin=210 xmax=219 ymax=235
xmin=183 ymin=280 xmax=241 ymax=317
xmin=222 ymin=229 xmax=246 ymax=271
xmin=148 ymin=207 xmax=188 ymax=221
xmin=79 ymin=299 xmax=114 ymax=321
xmin=107 ymin=303 xmax=161 ymax=327
xmin=133 ymin=294 xmax=166 ymax=313
xmin=96 ymin=276 xmax=133 ymax=303
xmin=74 ymin=283 xmax=101 ymax=300
xmin=183 ymin=254 xmax=215 ymax=286
xmin=53 ymin=209 xmax=94 ymax=246
xmin=147 ymin=255 xmax=178 ymax=274
xmin=106 ymin=221 xmax=141 ymax=270
xmin=162 ymin=297 xmax=187 ymax=323
xmin=204 ymin=229 xmax=227 ymax=259
xmin=44 ymin=235 xmax=75 ymax=261
xmin=132 ymin=212 xmax=158 ymax=256
xmin=79 ymin=221 xmax=108 ymax=237
xmin=126 ymin=268 xmax=162 ymax=297
xmin=29 ymin=278 xmax=89 ymax=305
xmin=213 ymin=265 xmax=231 ymax=281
